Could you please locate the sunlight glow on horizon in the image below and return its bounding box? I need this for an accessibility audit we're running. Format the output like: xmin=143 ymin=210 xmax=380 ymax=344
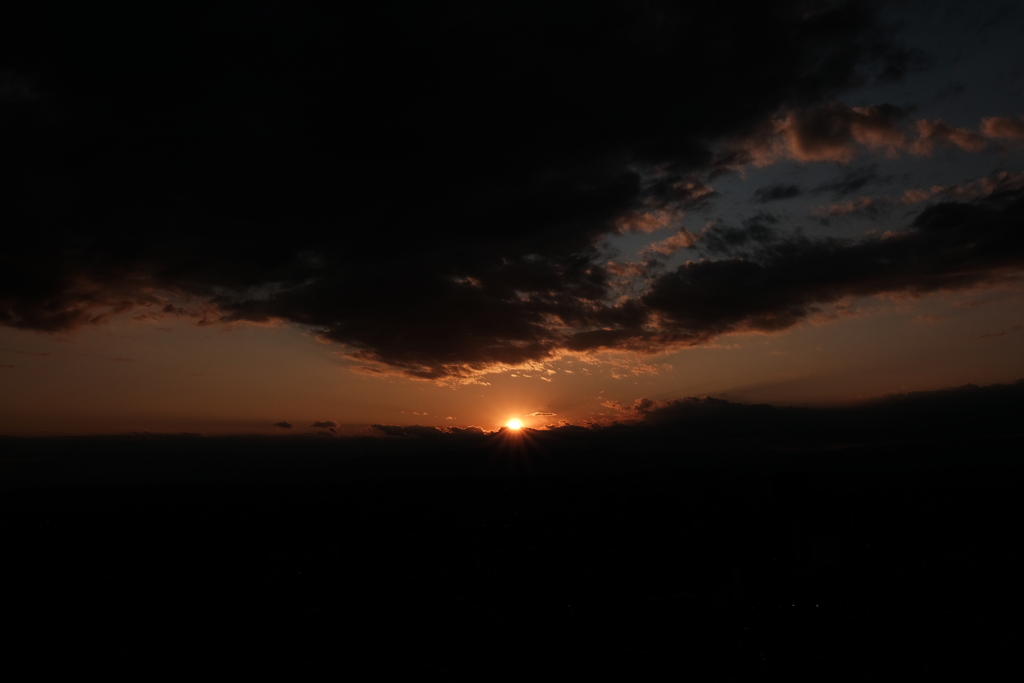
xmin=506 ymin=419 xmax=523 ymax=430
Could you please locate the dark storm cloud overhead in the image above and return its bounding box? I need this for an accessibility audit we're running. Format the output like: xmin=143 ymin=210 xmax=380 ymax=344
xmin=0 ymin=2 xmax=943 ymax=378
xmin=753 ymin=184 xmax=802 ymax=203
xmin=643 ymin=187 xmax=1024 ymax=340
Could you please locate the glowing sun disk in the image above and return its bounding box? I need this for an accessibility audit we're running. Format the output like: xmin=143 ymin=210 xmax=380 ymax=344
xmin=506 ymin=419 xmax=523 ymax=430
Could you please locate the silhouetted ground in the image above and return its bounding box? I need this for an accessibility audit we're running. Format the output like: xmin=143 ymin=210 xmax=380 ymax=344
xmin=1 ymin=436 xmax=1022 ymax=679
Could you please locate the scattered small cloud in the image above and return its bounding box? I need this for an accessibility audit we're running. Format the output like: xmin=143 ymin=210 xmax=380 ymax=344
xmin=731 ymin=103 xmax=910 ymax=166
xmin=530 ymin=411 xmax=557 ymax=416
xmin=0 ymin=348 xmax=50 ymax=357
xmin=973 ymin=325 xmax=1021 ymax=339
xmin=615 ymin=207 xmax=686 ymax=234
xmin=812 ymin=171 xmax=1024 ymax=221
xmin=911 ymin=119 xmax=987 ymax=155
xmin=273 ymin=421 xmax=292 ymax=429
xmin=640 ymin=229 xmax=699 ymax=257
xmin=730 ymin=104 xmax=994 ymax=170
xmin=811 ymin=165 xmax=886 ymax=198
xmin=311 ymin=420 xmax=338 ymax=433
xmin=606 ymin=260 xmax=647 ymax=278
xmin=812 ymin=196 xmax=885 ymax=219
xmin=981 ymin=116 xmax=1024 ymax=140
xmin=753 ymin=183 xmax=801 ymax=203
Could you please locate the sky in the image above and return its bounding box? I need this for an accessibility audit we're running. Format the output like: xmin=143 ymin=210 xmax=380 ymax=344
xmin=2 ymin=0 xmax=1024 ymax=436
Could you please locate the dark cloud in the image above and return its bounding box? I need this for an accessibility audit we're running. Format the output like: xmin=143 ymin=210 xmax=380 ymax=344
xmin=781 ymin=102 xmax=911 ymax=162
xmin=753 ymin=184 xmax=802 ymax=203
xmin=813 ymin=170 xmax=1024 ymax=222
xmin=311 ymin=421 xmax=337 ymax=433
xmin=372 ymin=424 xmax=469 ymax=439
xmin=730 ymin=102 xmax=994 ymax=168
xmin=0 ymin=2 xmax=926 ymax=379
xmin=733 ymin=103 xmax=911 ymax=165
xmin=912 ymin=119 xmax=987 ymax=154
xmin=444 ymin=426 xmax=486 ymax=436
xmin=810 ymin=165 xmax=886 ymax=198
xmin=617 ymin=379 xmax=1024 ymax=444
xmin=866 ymin=37 xmax=929 ymax=84
xmin=644 ymin=188 xmax=1024 ymax=340
xmin=273 ymin=421 xmax=292 ymax=429
xmin=372 ymin=425 xmax=410 ymax=438
xmin=698 ymin=214 xmax=779 ymax=256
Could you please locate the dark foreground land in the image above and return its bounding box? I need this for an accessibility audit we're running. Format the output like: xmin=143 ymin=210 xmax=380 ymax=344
xmin=2 ymin=434 xmax=1022 ymax=679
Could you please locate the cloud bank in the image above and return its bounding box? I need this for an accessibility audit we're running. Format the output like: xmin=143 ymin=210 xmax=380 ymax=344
xmin=1 ymin=2 xmax=1022 ymax=381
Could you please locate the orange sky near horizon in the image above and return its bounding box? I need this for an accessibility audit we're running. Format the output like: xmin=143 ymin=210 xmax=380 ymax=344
xmin=2 ymin=283 xmax=1021 ymax=436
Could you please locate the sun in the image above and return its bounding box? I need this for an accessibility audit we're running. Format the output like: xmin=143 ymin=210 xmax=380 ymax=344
xmin=506 ymin=419 xmax=523 ymax=430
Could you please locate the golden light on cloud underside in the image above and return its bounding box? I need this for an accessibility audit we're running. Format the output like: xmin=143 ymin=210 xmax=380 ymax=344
xmin=506 ymin=419 xmax=523 ymax=430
